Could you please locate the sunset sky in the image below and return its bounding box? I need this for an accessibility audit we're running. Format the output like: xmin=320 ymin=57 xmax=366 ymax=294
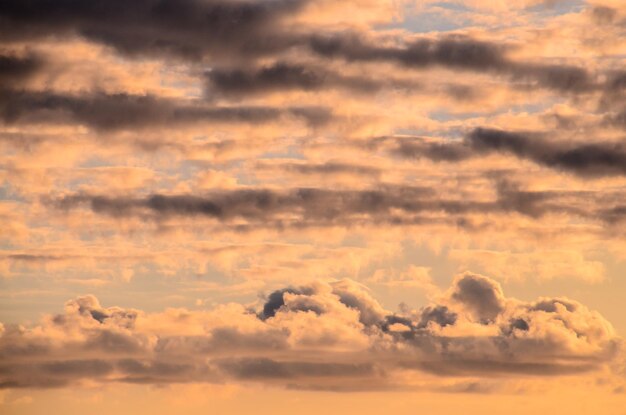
xmin=1 ymin=0 xmax=626 ymax=413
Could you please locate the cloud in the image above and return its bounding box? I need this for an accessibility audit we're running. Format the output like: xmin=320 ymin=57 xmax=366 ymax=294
xmin=0 ymin=0 xmax=308 ymax=60
xmin=1 ymin=0 xmax=625 ymax=399
xmin=0 ymin=89 xmax=332 ymax=131
xmin=387 ymin=128 xmax=626 ymax=178
xmin=468 ymin=128 xmax=626 ymax=177
xmin=308 ymin=34 xmax=508 ymax=71
xmin=0 ymin=53 xmax=43 ymax=88
xmin=259 ymin=285 xmax=317 ymax=320
xmin=0 ymin=273 xmax=621 ymax=390
xmin=448 ymin=272 xmax=505 ymax=323
xmin=205 ymin=62 xmax=396 ymax=96
xmin=0 ymin=0 xmax=602 ymax=97
xmin=389 ymin=137 xmax=474 ymax=162
xmin=591 ymin=6 xmax=618 ymax=24
xmin=45 ymin=181 xmax=624 ymax=230
xmin=254 ymin=160 xmax=381 ymax=178
xmin=308 ymin=33 xmax=595 ymax=93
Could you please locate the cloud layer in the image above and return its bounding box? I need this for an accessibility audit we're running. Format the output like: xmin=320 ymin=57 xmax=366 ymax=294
xmin=1 ymin=0 xmax=626 ymax=404
xmin=0 ymin=273 xmax=621 ymax=391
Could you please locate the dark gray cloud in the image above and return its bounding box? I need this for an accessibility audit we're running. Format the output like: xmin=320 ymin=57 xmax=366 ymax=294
xmin=2 ymin=358 xmax=218 ymax=388
xmin=600 ymin=205 xmax=626 ymax=224
xmin=3 ymin=253 xmax=75 ymax=262
xmin=0 ymin=0 xmax=308 ymax=60
xmin=468 ymin=128 xmax=626 ymax=177
xmin=417 ymin=305 xmax=457 ymax=329
xmin=309 ymin=34 xmax=507 ymax=71
xmin=216 ymin=358 xmax=376 ymax=380
xmin=0 ymin=53 xmax=43 ymax=87
xmin=260 ymin=280 xmax=386 ymax=326
xmin=0 ymin=360 xmax=114 ymax=389
xmin=606 ymin=70 xmax=626 ymax=91
xmin=380 ymin=306 xmax=458 ymax=333
xmin=0 ymin=1 xmax=600 ymax=96
xmin=114 ymin=359 xmax=212 ymax=385
xmin=449 ymin=273 xmax=505 ymax=323
xmin=0 ymin=89 xmax=332 ymax=130
xmin=260 ymin=286 xmax=317 ymax=320
xmin=255 ymin=160 xmax=381 ymax=177
xmin=510 ymin=63 xmax=593 ymax=93
xmin=390 ymin=137 xmax=472 ymax=162
xmin=410 ymin=359 xmax=600 ymax=377
xmin=49 ymin=186 xmax=436 ymax=222
xmin=46 ymin=180 xmax=613 ymax=229
xmin=388 ymin=128 xmax=626 ymax=178
xmin=308 ymin=33 xmax=596 ymax=93
xmin=206 ymin=61 xmax=420 ymax=96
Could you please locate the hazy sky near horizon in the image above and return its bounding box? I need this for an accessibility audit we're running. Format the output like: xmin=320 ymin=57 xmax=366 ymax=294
xmin=1 ymin=0 xmax=626 ymax=413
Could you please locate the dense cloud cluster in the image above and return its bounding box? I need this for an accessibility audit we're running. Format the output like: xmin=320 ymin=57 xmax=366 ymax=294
xmin=0 ymin=273 xmax=620 ymax=390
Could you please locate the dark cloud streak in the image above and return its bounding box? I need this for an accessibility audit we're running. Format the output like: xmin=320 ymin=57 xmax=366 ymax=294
xmin=389 ymin=128 xmax=626 ymax=178
xmin=308 ymin=33 xmax=596 ymax=93
xmin=0 ymin=89 xmax=332 ymax=130
xmin=0 ymin=53 xmax=43 ymax=87
xmin=0 ymin=0 xmax=308 ymax=60
xmin=46 ymin=183 xmax=609 ymax=227
xmin=205 ymin=61 xmax=420 ymax=96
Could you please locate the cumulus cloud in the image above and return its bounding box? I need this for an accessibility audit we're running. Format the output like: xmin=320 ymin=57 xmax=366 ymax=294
xmin=448 ymin=273 xmax=505 ymax=323
xmin=0 ymin=273 xmax=621 ymax=390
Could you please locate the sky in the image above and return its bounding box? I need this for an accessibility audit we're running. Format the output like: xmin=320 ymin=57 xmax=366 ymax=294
xmin=1 ymin=0 xmax=626 ymax=413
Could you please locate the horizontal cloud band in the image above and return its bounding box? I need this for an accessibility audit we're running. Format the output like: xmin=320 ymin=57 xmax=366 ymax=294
xmin=390 ymin=128 xmax=626 ymax=178
xmin=46 ymin=183 xmax=626 ymax=227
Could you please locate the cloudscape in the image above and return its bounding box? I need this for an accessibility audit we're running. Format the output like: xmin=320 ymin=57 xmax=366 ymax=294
xmin=1 ymin=1 xmax=626 ymax=413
